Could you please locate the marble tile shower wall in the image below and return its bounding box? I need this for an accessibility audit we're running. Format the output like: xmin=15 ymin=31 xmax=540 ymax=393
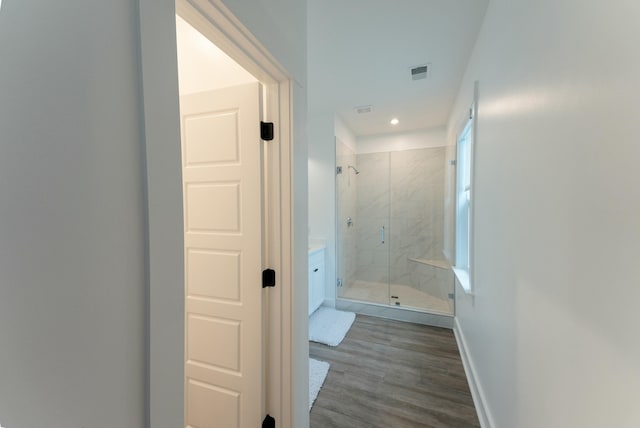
xmin=355 ymin=147 xmax=446 ymax=288
xmin=354 ymin=152 xmax=391 ymax=285
xmin=336 ymin=141 xmax=358 ymax=294
xmin=390 ymin=148 xmax=445 ymax=286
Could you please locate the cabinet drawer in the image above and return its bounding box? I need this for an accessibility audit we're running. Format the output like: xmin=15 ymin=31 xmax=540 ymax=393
xmin=308 ymin=248 xmax=326 ymax=316
xmin=309 ymin=250 xmax=324 ymax=270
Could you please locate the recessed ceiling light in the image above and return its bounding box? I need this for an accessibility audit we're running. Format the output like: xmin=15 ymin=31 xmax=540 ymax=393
xmin=390 ymin=118 xmax=399 ymax=125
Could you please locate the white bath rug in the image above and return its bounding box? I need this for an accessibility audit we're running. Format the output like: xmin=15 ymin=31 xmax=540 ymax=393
xmin=309 ymin=307 xmax=356 ymax=347
xmin=309 ymin=358 xmax=330 ymax=410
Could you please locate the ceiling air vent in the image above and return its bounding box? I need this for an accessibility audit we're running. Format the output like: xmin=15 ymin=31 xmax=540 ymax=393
xmin=354 ymin=105 xmax=373 ymax=114
xmin=411 ymin=64 xmax=429 ymax=80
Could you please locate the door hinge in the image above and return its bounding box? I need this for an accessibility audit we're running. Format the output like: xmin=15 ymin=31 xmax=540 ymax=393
xmin=261 ymin=121 xmax=274 ymax=141
xmin=262 ymin=269 xmax=276 ymax=288
xmin=262 ymin=414 xmax=275 ymax=428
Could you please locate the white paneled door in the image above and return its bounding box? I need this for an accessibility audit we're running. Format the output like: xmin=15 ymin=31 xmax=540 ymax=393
xmin=180 ymin=83 xmax=264 ymax=428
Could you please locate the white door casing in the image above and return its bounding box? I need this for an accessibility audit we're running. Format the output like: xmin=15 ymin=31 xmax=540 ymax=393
xmin=180 ymin=82 xmax=264 ymax=428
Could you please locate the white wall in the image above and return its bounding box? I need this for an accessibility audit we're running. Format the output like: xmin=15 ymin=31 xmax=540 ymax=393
xmin=290 ymin=82 xmax=309 ymax=428
xmin=450 ymin=0 xmax=640 ymax=427
xmin=0 ymin=1 xmax=146 ymax=426
xmin=307 ymin=109 xmax=336 ymax=304
xmin=335 ymin=115 xmax=357 ymax=153
xmin=358 ymin=127 xmax=447 ymax=154
xmin=139 ymin=1 xmax=184 ymax=426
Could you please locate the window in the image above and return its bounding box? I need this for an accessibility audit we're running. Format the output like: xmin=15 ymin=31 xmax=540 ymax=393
xmin=454 ymin=105 xmax=474 ymax=293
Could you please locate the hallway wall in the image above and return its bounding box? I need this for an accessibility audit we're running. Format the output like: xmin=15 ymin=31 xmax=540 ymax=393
xmin=450 ymin=0 xmax=640 ymax=427
xmin=0 ymin=1 xmax=146 ymax=426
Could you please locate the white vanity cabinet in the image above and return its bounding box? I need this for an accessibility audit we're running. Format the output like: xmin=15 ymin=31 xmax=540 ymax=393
xmin=308 ymin=246 xmax=326 ymax=316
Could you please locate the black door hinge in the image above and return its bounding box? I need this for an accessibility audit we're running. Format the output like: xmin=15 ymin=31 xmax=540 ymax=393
xmin=262 ymin=269 xmax=276 ymax=288
xmin=262 ymin=414 xmax=275 ymax=428
xmin=261 ymin=121 xmax=274 ymax=141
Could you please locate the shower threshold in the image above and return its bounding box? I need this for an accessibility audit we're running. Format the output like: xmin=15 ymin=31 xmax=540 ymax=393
xmin=336 ymin=298 xmax=453 ymax=329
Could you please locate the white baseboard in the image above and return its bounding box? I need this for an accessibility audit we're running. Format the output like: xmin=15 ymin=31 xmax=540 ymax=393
xmin=453 ymin=317 xmax=495 ymax=428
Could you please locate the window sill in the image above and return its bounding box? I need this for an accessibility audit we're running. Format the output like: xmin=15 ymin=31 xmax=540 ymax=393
xmin=452 ymin=267 xmax=474 ymax=296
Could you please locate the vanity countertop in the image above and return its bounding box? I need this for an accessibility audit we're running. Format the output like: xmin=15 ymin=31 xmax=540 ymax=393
xmin=308 ymin=244 xmax=326 ymax=254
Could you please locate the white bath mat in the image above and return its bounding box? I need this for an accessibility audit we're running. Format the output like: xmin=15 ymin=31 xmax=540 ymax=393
xmin=309 ymin=307 xmax=356 ymax=346
xmin=309 ymin=358 xmax=330 ymax=410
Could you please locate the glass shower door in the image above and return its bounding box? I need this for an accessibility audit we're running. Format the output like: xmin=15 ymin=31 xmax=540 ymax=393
xmin=336 ymin=143 xmax=390 ymax=305
xmin=353 ymin=152 xmax=390 ymax=305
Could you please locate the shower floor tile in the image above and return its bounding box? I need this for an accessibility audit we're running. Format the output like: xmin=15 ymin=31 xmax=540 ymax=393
xmin=339 ymin=280 xmax=453 ymax=315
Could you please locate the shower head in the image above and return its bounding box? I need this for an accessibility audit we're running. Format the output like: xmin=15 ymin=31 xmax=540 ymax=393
xmin=348 ymin=165 xmax=360 ymax=175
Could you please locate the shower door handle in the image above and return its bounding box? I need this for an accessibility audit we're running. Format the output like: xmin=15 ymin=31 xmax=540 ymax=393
xmin=381 ymin=226 xmax=385 ymax=244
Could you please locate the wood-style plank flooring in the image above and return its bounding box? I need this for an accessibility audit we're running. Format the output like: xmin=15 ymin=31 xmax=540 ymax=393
xmin=309 ymin=315 xmax=480 ymax=428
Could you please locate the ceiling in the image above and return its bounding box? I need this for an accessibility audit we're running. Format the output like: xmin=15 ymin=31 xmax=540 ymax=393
xmin=175 ymin=15 xmax=256 ymax=96
xmin=308 ymin=0 xmax=489 ymax=136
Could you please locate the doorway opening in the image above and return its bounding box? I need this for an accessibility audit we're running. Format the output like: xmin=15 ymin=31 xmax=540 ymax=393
xmin=141 ymin=0 xmax=300 ymax=425
xmin=176 ymin=13 xmax=264 ymax=428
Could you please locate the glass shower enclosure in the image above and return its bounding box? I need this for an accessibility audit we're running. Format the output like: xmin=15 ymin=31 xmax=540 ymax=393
xmin=336 ymin=141 xmax=454 ymax=315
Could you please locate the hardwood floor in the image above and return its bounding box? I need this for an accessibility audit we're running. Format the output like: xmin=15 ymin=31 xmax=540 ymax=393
xmin=309 ymin=315 xmax=480 ymax=428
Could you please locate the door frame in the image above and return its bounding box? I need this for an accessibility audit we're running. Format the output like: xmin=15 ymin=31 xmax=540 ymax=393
xmin=138 ymin=0 xmax=295 ymax=426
